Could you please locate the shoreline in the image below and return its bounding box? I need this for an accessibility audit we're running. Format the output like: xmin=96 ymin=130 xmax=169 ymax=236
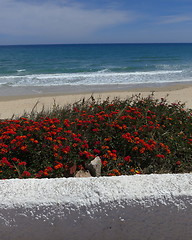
xmin=0 ymin=82 xmax=192 ymax=119
xmin=1 ymin=80 xmax=192 ymax=100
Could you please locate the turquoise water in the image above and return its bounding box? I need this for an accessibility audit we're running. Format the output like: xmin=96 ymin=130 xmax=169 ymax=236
xmin=0 ymin=43 xmax=192 ymax=93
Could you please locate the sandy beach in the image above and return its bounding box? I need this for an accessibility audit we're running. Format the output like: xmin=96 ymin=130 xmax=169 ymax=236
xmin=0 ymin=83 xmax=192 ymax=119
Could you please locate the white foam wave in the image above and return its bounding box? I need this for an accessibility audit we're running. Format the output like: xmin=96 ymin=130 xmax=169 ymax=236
xmin=17 ymin=69 xmax=26 ymax=73
xmin=0 ymin=70 xmax=187 ymax=87
xmin=97 ymin=68 xmax=111 ymax=73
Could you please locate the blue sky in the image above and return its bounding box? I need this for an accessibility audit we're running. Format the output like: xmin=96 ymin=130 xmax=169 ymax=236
xmin=0 ymin=0 xmax=192 ymax=45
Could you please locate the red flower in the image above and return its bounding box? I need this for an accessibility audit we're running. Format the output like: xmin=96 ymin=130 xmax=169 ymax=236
xmin=156 ymin=154 xmax=165 ymax=158
xmin=124 ymin=156 xmax=131 ymax=162
xmin=18 ymin=161 xmax=27 ymax=166
xmin=81 ymin=143 xmax=89 ymax=149
xmin=74 ymin=137 xmax=81 ymax=142
xmin=62 ymin=146 xmax=71 ymax=154
xmin=176 ymin=161 xmax=181 ymax=165
xmin=92 ymin=128 xmax=100 ymax=132
xmin=102 ymin=160 xmax=108 ymax=167
xmin=12 ymin=157 xmax=20 ymax=162
xmin=46 ymin=166 xmax=53 ymax=172
xmin=22 ymin=171 xmax=31 ymax=177
xmin=35 ymin=170 xmax=43 ymax=178
xmin=112 ymin=150 xmax=117 ymax=153
xmin=1 ymin=157 xmax=12 ymax=167
xmin=63 ymin=119 xmax=70 ymax=127
xmin=93 ymin=149 xmax=101 ymax=154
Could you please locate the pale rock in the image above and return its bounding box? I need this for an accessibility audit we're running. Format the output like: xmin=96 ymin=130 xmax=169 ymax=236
xmin=85 ymin=156 xmax=102 ymax=177
xmin=75 ymin=170 xmax=92 ymax=178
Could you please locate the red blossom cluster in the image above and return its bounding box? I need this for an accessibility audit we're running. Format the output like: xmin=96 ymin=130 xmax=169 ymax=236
xmin=0 ymin=96 xmax=191 ymax=179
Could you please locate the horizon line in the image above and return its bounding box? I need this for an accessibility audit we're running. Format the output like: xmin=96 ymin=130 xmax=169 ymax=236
xmin=0 ymin=42 xmax=192 ymax=47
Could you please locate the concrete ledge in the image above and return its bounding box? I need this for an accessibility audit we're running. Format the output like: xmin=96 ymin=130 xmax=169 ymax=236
xmin=0 ymin=174 xmax=192 ymax=240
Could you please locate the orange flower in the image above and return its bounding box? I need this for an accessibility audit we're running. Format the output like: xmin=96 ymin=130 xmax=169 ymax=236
xmin=104 ymin=137 xmax=111 ymax=141
xmin=102 ymin=154 xmax=109 ymax=159
xmin=108 ymin=173 xmax=116 ymax=176
xmin=139 ymin=147 xmax=145 ymax=154
xmin=20 ymin=145 xmax=27 ymax=151
xmin=45 ymin=137 xmax=53 ymax=141
xmin=30 ymin=138 xmax=38 ymax=144
xmin=54 ymin=162 xmax=63 ymax=169
xmin=118 ymin=163 xmax=124 ymax=166
xmin=0 ymin=148 xmax=8 ymax=154
xmin=54 ymin=153 xmax=59 ymax=158
xmin=43 ymin=171 xmax=49 ymax=176
xmin=132 ymin=146 xmax=138 ymax=151
xmin=101 ymin=145 xmax=109 ymax=150
xmin=112 ymin=169 xmax=121 ymax=175
xmin=53 ymin=145 xmax=59 ymax=151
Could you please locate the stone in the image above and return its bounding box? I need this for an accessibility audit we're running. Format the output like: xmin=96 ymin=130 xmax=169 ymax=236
xmin=85 ymin=156 xmax=102 ymax=177
xmin=74 ymin=170 xmax=92 ymax=178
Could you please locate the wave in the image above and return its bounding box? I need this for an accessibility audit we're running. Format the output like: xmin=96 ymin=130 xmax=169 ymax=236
xmin=16 ymin=69 xmax=26 ymax=73
xmin=0 ymin=69 xmax=190 ymax=87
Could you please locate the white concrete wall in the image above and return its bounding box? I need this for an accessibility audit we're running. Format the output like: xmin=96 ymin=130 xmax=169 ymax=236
xmin=0 ymin=173 xmax=192 ymax=240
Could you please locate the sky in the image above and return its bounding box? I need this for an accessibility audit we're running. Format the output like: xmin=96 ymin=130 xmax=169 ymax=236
xmin=0 ymin=0 xmax=192 ymax=45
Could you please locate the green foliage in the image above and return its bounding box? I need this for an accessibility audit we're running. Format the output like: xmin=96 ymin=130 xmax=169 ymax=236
xmin=0 ymin=94 xmax=191 ymax=179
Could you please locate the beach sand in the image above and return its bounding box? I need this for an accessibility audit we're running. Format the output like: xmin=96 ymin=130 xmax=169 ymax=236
xmin=0 ymin=83 xmax=192 ymax=119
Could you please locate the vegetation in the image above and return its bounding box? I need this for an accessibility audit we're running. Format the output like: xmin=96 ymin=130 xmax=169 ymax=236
xmin=0 ymin=94 xmax=191 ymax=179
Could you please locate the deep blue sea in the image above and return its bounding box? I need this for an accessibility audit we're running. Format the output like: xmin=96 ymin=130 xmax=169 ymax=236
xmin=0 ymin=43 xmax=192 ymax=95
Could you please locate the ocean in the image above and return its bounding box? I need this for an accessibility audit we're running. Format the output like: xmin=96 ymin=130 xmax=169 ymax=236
xmin=0 ymin=43 xmax=192 ymax=96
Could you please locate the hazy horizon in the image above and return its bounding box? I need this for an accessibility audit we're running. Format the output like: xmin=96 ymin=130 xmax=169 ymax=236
xmin=1 ymin=42 xmax=192 ymax=47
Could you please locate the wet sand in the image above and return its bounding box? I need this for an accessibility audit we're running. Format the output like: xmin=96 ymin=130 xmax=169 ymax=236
xmin=0 ymin=83 xmax=192 ymax=119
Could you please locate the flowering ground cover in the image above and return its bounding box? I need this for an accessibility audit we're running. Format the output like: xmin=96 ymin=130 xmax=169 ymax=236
xmin=0 ymin=94 xmax=191 ymax=179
